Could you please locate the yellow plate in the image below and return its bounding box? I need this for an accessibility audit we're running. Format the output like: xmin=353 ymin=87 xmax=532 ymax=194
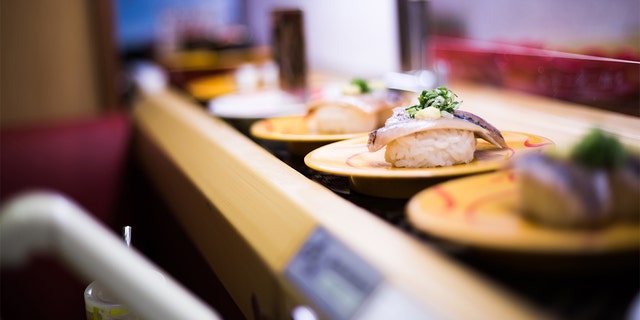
xmin=304 ymin=131 xmax=554 ymax=198
xmin=250 ymin=115 xmax=366 ymax=142
xmin=406 ymin=170 xmax=640 ymax=254
xmin=304 ymin=131 xmax=553 ymax=178
xmin=186 ymin=73 xmax=237 ymax=100
xmin=250 ymin=116 xmax=368 ymax=155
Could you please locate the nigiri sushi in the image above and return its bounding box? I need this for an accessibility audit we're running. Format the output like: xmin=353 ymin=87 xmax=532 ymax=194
xmin=512 ymin=128 xmax=640 ymax=228
xmin=368 ymin=87 xmax=507 ymax=168
xmin=305 ymin=78 xmax=411 ymax=134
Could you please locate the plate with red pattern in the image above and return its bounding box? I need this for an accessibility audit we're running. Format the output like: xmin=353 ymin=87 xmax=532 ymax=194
xmin=406 ymin=170 xmax=640 ymax=253
xmin=304 ymin=131 xmax=553 ymax=179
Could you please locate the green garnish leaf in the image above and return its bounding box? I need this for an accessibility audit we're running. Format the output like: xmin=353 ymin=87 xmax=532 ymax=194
xmin=405 ymin=87 xmax=462 ymax=118
xmin=351 ymin=78 xmax=372 ymax=94
xmin=570 ymin=127 xmax=627 ymax=169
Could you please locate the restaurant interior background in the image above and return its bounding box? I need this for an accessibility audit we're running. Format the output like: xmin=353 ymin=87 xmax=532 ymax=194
xmin=2 ymin=0 xmax=640 ymax=124
xmin=117 ymin=0 xmax=640 ymax=112
xmin=1 ymin=0 xmax=639 ymax=319
xmin=2 ymin=0 xmax=638 ymax=127
xmin=116 ymin=0 xmax=640 ymax=70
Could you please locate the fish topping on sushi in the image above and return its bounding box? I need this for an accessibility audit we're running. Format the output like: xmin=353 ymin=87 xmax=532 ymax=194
xmin=367 ymin=87 xmax=507 ymax=168
xmin=512 ymin=128 xmax=640 ymax=228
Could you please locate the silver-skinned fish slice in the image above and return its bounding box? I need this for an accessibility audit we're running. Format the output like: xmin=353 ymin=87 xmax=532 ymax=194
xmin=367 ymin=109 xmax=508 ymax=152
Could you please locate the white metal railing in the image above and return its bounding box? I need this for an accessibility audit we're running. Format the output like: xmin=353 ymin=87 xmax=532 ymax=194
xmin=0 ymin=191 xmax=222 ymax=320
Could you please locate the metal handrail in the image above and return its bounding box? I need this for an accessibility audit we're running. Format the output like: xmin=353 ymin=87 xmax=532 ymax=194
xmin=0 ymin=191 xmax=222 ymax=320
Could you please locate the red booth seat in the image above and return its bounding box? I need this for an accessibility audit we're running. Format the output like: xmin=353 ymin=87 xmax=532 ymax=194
xmin=1 ymin=112 xmax=132 ymax=319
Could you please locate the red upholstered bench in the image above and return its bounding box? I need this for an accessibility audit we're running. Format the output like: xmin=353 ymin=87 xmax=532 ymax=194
xmin=1 ymin=112 xmax=132 ymax=319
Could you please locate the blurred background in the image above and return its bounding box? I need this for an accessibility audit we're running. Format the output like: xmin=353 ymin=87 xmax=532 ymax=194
xmin=1 ymin=0 xmax=638 ymax=127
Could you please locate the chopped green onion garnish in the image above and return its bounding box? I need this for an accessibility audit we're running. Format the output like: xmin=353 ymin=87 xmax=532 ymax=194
xmin=570 ymin=127 xmax=627 ymax=169
xmin=350 ymin=78 xmax=372 ymax=94
xmin=406 ymin=87 xmax=462 ymax=118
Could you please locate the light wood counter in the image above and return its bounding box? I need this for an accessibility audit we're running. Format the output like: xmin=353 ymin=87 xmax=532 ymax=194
xmin=450 ymin=83 xmax=640 ymax=150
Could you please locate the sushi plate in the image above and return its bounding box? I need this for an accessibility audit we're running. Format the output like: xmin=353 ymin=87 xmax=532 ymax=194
xmin=187 ymin=73 xmax=237 ymax=101
xmin=406 ymin=170 xmax=640 ymax=257
xmin=208 ymin=90 xmax=305 ymax=119
xmin=304 ymin=131 xmax=554 ymax=198
xmin=250 ymin=115 xmax=368 ymax=156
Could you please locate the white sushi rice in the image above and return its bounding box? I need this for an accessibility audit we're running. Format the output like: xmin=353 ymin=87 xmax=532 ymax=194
xmin=307 ymin=105 xmax=378 ymax=134
xmin=385 ymin=129 xmax=477 ymax=168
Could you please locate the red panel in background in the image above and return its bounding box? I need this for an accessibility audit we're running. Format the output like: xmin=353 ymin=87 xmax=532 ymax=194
xmin=431 ymin=36 xmax=640 ymax=117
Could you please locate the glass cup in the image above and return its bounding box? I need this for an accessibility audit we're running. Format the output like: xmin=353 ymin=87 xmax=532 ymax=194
xmin=84 ymin=281 xmax=139 ymax=320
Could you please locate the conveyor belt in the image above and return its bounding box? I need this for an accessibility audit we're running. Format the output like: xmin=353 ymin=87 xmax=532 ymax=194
xmin=250 ymin=126 xmax=639 ymax=320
